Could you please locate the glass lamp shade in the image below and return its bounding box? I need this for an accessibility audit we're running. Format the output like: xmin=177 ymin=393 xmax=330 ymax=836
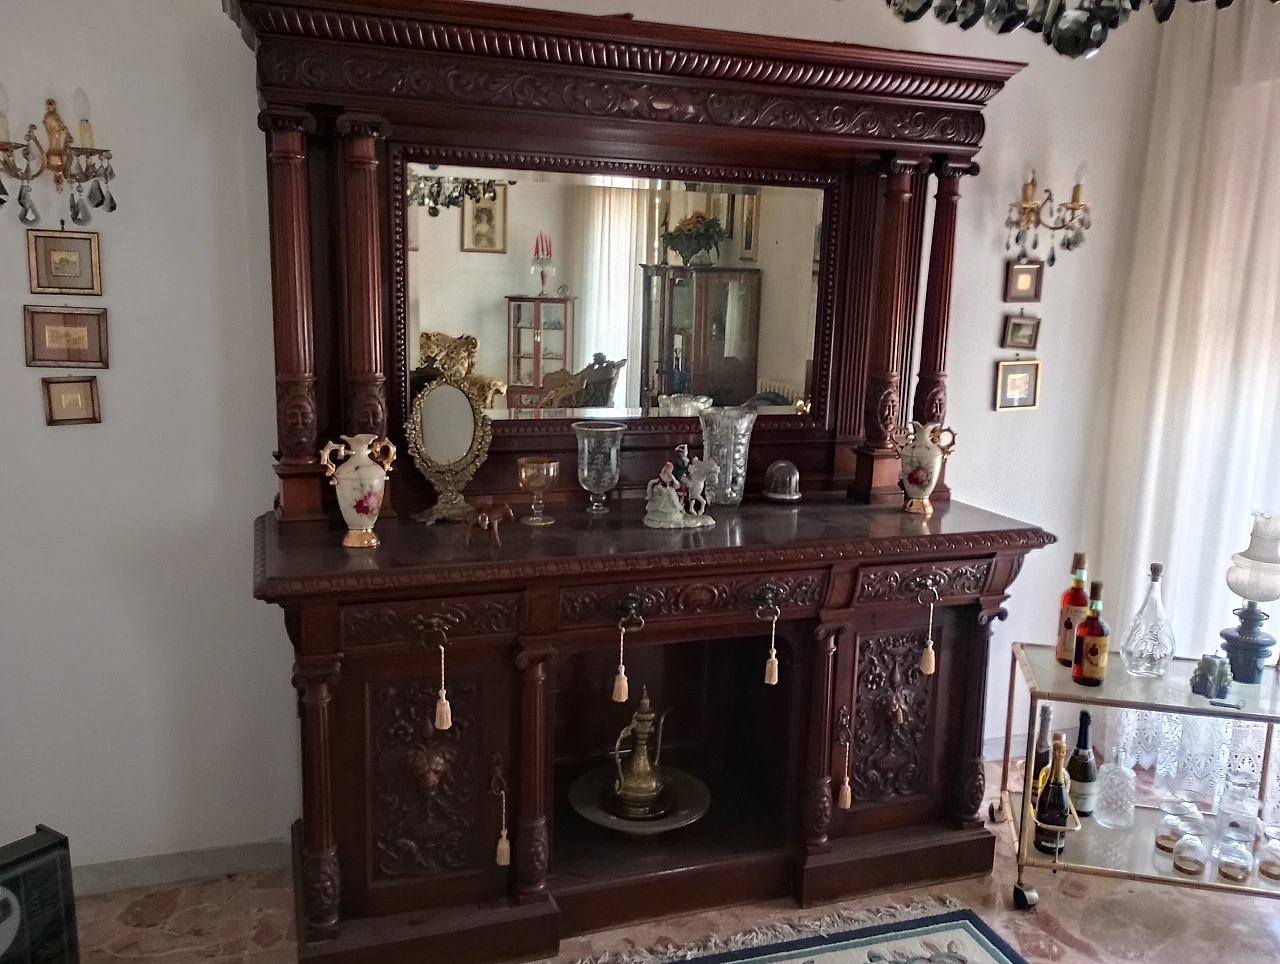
xmin=1226 ymin=511 xmax=1280 ymax=603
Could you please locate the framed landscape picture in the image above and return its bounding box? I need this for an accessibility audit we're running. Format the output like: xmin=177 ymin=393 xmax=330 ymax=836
xmin=1000 ymin=313 xmax=1040 ymax=351
xmin=995 ymin=359 xmax=1041 ymax=412
xmin=27 ymin=230 xmax=102 ymax=295
xmin=461 ymin=184 xmax=507 ymax=254
xmin=24 ymin=306 xmax=109 ymax=369
xmin=41 ymin=376 xmax=102 ymax=426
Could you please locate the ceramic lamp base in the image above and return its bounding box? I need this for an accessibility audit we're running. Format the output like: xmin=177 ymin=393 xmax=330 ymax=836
xmin=1220 ymin=602 xmax=1275 ymax=685
xmin=903 ymin=496 xmax=934 ymax=517
xmin=343 ymin=528 xmax=379 ymax=548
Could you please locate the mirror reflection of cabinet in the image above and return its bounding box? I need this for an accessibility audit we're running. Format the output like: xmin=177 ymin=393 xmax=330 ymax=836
xmin=640 ymin=266 xmax=761 ymax=408
xmin=506 ymin=296 xmax=574 ymax=408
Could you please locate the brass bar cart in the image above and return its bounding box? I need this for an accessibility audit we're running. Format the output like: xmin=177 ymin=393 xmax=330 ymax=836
xmin=994 ymin=642 xmax=1280 ymax=909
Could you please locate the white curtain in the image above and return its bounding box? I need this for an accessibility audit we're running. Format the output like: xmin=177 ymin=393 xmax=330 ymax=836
xmin=570 ymin=185 xmax=654 ymax=405
xmin=1096 ymin=2 xmax=1280 ymax=819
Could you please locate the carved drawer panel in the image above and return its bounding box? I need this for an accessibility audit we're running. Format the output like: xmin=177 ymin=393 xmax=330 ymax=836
xmin=557 ymin=571 xmax=827 ymax=628
xmin=342 ymin=594 xmax=520 ymax=646
xmin=850 ymin=629 xmax=934 ymax=804
xmin=853 ymin=560 xmax=991 ymax=604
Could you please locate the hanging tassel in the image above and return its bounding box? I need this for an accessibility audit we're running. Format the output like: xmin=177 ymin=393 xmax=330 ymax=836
xmin=495 ymin=787 xmax=511 ymax=866
xmin=764 ymin=611 xmax=779 ymax=686
xmin=435 ymin=642 xmax=453 ymax=729
xmin=837 ymin=712 xmax=852 ymax=810
xmin=838 ymin=778 xmax=852 ymax=810
xmin=612 ymin=622 xmax=629 ymax=703
xmin=918 ymin=590 xmax=937 ymax=676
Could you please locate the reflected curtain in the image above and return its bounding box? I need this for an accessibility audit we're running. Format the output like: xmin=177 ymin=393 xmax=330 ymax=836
xmin=1094 ymin=2 xmax=1280 ymax=820
xmin=570 ymin=185 xmax=655 ymax=405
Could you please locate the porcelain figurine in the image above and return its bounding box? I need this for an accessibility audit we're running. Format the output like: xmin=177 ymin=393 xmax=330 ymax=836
xmin=321 ymin=434 xmax=396 ymax=547
xmin=888 ymin=421 xmax=957 ymax=516
xmin=642 ymin=448 xmax=717 ymax=529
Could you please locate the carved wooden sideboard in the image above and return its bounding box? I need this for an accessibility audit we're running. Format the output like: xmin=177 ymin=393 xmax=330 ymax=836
xmin=256 ymin=500 xmax=1053 ymax=963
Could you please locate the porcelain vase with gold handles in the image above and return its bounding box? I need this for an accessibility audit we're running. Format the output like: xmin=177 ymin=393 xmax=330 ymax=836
xmin=320 ymin=434 xmax=396 ymax=547
xmin=888 ymin=421 xmax=956 ymax=517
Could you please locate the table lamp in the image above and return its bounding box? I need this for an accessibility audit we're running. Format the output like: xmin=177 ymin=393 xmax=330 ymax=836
xmin=1221 ymin=511 xmax=1280 ymax=684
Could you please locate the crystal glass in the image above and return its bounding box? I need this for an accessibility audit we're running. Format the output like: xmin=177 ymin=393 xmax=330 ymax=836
xmin=1094 ymin=761 xmax=1136 ymax=829
xmin=699 ymin=406 xmax=757 ymax=505
xmin=1120 ymin=563 xmax=1176 ymax=677
xmin=1154 ymin=800 xmax=1197 ymax=854
xmin=517 ymin=456 xmax=558 ymax=527
xmin=1216 ymin=768 xmax=1261 ymax=853
xmin=1172 ymin=818 xmax=1210 ymax=878
xmin=1216 ymin=828 xmax=1255 ymax=885
xmin=571 ymin=421 xmax=626 ymax=515
xmin=1258 ymin=827 xmax=1280 ymax=885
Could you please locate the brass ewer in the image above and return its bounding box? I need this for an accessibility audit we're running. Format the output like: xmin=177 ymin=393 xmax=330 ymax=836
xmin=610 ymin=688 xmax=670 ymax=820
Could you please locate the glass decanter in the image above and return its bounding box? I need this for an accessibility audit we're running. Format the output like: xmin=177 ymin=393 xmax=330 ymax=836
xmin=1120 ymin=562 xmax=1176 ymax=677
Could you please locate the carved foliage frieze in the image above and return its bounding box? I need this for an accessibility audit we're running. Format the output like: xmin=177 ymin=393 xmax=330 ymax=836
xmin=558 ymin=573 xmax=827 ymax=625
xmin=372 ymin=678 xmax=480 ymax=879
xmin=851 ymin=630 xmax=933 ymax=803
xmin=855 ymin=561 xmax=991 ymax=604
xmin=258 ymin=46 xmax=984 ymax=148
xmin=343 ymin=596 xmax=520 ymax=645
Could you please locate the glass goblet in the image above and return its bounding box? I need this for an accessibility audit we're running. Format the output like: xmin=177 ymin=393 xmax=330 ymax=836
xmin=517 ymin=456 xmax=559 ymax=527
xmin=571 ymin=420 xmax=626 ymax=515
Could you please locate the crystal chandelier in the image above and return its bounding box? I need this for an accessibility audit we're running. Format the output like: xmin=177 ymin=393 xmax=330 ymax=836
xmin=0 ymin=85 xmax=117 ymax=226
xmin=883 ymin=0 xmax=1271 ymax=59
xmin=407 ymin=171 xmax=498 ymax=217
xmin=1005 ymin=170 xmax=1090 ymax=265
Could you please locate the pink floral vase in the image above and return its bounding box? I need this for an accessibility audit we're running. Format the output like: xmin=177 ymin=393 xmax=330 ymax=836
xmin=887 ymin=421 xmax=956 ymax=517
xmin=320 ymin=434 xmax=396 ymax=547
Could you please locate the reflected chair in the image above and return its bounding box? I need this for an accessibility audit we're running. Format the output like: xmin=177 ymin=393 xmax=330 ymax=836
xmin=411 ymin=332 xmax=506 ymax=407
xmin=540 ymin=353 xmax=627 ymax=408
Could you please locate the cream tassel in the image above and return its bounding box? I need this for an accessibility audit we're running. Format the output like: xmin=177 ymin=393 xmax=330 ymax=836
xmin=495 ymin=788 xmax=510 ymax=866
xmin=763 ymin=611 xmax=779 ymax=686
xmin=435 ymin=642 xmax=453 ymax=729
xmin=919 ymin=593 xmax=937 ymax=676
xmin=611 ymin=622 xmax=630 ymax=703
xmin=838 ymin=742 xmax=852 ymax=809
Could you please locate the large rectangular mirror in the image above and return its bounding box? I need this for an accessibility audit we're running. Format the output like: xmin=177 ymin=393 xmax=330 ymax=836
xmin=405 ymin=164 xmax=825 ymax=420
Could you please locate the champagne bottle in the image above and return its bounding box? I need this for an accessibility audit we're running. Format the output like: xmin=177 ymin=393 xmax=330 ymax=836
xmin=1034 ymin=738 xmax=1071 ymax=856
xmin=1072 ymin=582 xmax=1110 ymax=687
xmin=1030 ymin=704 xmax=1053 ymax=806
xmin=1056 ymin=552 xmax=1090 ymax=667
xmin=1066 ymin=710 xmax=1098 ymax=817
xmin=1035 ymin=731 xmax=1071 ymax=801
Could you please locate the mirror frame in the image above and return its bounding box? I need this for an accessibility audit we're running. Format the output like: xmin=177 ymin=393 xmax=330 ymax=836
xmin=405 ymin=374 xmax=494 ymax=523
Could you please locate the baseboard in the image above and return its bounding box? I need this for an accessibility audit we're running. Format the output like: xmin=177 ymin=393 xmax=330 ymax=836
xmin=73 ymin=838 xmax=290 ymax=896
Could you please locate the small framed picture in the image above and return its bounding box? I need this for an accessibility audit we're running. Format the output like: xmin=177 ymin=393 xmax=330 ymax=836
xmin=1003 ymin=259 xmax=1042 ymax=303
xmin=41 ymin=375 xmax=102 ymax=426
xmin=995 ymin=359 xmax=1041 ymax=412
xmin=1000 ymin=313 xmax=1040 ymax=351
xmin=27 ymin=230 xmax=102 ymax=295
xmin=738 ymin=192 xmax=761 ymax=261
xmin=24 ymin=306 xmax=109 ymax=369
xmin=461 ymin=184 xmax=507 ymax=254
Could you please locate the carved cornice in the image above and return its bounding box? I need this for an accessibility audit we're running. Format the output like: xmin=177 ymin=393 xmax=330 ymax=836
xmin=254 ymin=516 xmax=1057 ymax=602
xmin=234 ymin=1 xmax=1020 ymax=106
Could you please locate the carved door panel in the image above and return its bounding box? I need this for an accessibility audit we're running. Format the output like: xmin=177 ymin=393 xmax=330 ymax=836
xmin=828 ymin=608 xmax=958 ymax=836
xmin=332 ymin=640 xmax=514 ymax=917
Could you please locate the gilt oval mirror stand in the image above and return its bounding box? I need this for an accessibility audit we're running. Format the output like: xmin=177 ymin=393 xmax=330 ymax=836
xmin=405 ymin=376 xmax=492 ymax=524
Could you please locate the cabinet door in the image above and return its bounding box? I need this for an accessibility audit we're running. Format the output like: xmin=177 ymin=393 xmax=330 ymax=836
xmin=538 ymin=302 xmax=568 ymax=381
xmin=332 ymin=640 xmax=515 ymax=916
xmin=696 ymin=272 xmax=759 ymax=405
xmin=510 ymin=300 xmax=536 ymax=388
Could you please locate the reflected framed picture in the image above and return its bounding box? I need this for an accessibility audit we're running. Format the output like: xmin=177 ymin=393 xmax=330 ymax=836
xmin=738 ymin=193 xmax=761 ymax=261
xmin=41 ymin=376 xmax=101 ymax=426
xmin=1000 ymin=313 xmax=1040 ymax=351
xmin=27 ymin=230 xmax=102 ymax=295
xmin=995 ymin=359 xmax=1041 ymax=412
xmin=24 ymin=306 xmax=109 ymax=369
xmin=461 ymin=184 xmax=507 ymax=254
xmin=1003 ymin=259 xmax=1042 ymax=303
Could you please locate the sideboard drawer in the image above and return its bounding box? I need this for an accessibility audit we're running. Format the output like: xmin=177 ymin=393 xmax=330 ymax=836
xmin=556 ymin=571 xmax=828 ymax=629
xmin=853 ymin=560 xmax=993 ymax=605
xmin=341 ymin=594 xmax=521 ymax=646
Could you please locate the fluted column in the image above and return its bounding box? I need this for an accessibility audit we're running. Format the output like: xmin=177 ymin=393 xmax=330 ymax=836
xmin=804 ymin=625 xmax=839 ymax=852
xmin=336 ymin=113 xmax=391 ymax=437
xmin=259 ymin=107 xmax=321 ymax=521
xmin=514 ymin=646 xmax=555 ymax=902
xmin=293 ymin=656 xmax=341 ymax=938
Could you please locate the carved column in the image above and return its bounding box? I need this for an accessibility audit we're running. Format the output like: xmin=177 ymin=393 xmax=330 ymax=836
xmin=955 ymin=605 xmax=1006 ymax=829
xmin=336 ymin=113 xmax=391 ymax=438
xmin=912 ymin=159 xmax=976 ymax=502
xmin=851 ymin=155 xmax=920 ymax=504
xmin=292 ymin=657 xmax=341 ymax=938
xmin=514 ymin=647 xmax=554 ymax=902
xmin=259 ymin=107 xmax=321 ymax=522
xmin=804 ymin=625 xmax=839 ymax=851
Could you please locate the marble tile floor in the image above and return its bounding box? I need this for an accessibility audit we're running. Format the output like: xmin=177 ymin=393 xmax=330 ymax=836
xmin=77 ymin=764 xmax=1280 ymax=964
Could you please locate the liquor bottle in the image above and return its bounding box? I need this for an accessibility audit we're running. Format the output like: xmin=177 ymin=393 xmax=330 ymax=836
xmin=1056 ymin=552 xmax=1090 ymax=667
xmin=1030 ymin=704 xmax=1053 ymax=806
xmin=1066 ymin=710 xmax=1099 ymax=817
xmin=1072 ymin=582 xmax=1110 ymax=687
xmin=1035 ymin=731 xmax=1071 ymax=801
xmin=1034 ymin=738 xmax=1071 ymax=856
xmin=1120 ymin=563 xmax=1176 ymax=678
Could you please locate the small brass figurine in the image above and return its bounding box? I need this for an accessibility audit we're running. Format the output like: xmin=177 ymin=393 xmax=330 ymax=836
xmin=463 ymin=503 xmax=513 ymax=546
xmin=611 ymin=688 xmax=670 ymax=820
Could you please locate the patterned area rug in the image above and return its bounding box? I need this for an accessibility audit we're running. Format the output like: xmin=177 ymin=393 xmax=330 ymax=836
xmin=572 ymin=899 xmax=1027 ymax=964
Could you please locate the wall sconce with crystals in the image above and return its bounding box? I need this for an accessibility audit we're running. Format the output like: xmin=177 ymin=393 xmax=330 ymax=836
xmin=0 ymin=85 xmax=116 ymax=226
xmin=406 ymin=171 xmax=498 ymax=217
xmin=1004 ymin=170 xmax=1090 ymax=266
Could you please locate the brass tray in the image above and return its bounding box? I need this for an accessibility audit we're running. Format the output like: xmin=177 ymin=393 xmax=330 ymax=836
xmin=568 ymin=765 xmax=711 ymax=837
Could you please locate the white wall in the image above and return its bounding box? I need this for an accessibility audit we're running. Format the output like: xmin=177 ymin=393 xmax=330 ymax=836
xmin=0 ymin=1 xmax=295 ymax=864
xmin=0 ymin=0 xmax=1158 ymax=868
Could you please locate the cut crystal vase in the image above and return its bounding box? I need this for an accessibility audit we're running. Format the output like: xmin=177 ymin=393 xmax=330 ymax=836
xmin=571 ymin=421 xmax=626 ymax=515
xmin=699 ymin=406 xmax=757 ymax=505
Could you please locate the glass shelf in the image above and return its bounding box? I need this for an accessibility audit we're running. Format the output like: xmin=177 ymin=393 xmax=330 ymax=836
xmin=1014 ymin=643 xmax=1280 ymax=725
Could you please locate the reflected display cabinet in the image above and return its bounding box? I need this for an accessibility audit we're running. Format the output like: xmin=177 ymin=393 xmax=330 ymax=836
xmin=506 ymin=295 xmax=574 ymax=408
xmin=640 ymin=265 xmax=762 ymax=408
